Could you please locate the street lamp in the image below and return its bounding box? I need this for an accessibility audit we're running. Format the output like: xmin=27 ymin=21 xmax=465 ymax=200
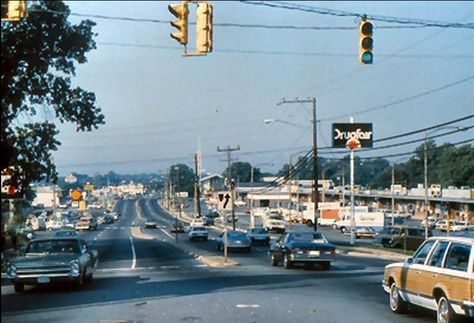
xmin=423 ymin=126 xmax=465 ymax=239
xmin=250 ymin=162 xmax=273 ymax=229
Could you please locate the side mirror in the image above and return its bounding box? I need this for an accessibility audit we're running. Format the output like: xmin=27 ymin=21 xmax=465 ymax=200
xmin=405 ymin=257 xmax=413 ymax=264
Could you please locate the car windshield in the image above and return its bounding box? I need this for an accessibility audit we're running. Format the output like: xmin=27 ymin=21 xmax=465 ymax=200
xmin=227 ymin=232 xmax=246 ymax=239
xmin=251 ymin=228 xmax=267 ymax=234
xmin=193 ymin=227 xmax=206 ymax=231
xmin=26 ymin=240 xmax=80 ymax=254
xmin=289 ymin=232 xmax=327 ymax=243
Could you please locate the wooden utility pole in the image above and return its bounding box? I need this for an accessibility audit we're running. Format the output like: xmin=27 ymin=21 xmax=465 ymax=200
xmin=217 ymin=145 xmax=240 ymax=230
xmin=278 ymin=97 xmax=319 ymax=231
xmin=194 ymin=153 xmax=202 ymax=218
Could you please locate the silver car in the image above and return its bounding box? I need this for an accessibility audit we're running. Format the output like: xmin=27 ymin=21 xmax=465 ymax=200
xmin=216 ymin=230 xmax=251 ymax=252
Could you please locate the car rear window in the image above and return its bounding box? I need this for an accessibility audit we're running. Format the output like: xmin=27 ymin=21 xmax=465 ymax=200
xmin=445 ymin=243 xmax=471 ymax=272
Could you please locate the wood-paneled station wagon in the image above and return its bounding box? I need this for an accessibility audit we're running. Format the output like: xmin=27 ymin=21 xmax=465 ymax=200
xmin=382 ymin=236 xmax=473 ymax=323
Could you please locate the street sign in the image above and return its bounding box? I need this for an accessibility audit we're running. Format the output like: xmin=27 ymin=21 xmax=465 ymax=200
xmin=332 ymin=123 xmax=373 ymax=148
xmin=65 ymin=174 xmax=77 ymax=184
xmin=176 ymin=192 xmax=188 ymax=198
xmin=71 ymin=189 xmax=83 ymax=201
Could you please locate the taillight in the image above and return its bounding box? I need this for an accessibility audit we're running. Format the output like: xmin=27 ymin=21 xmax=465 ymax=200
xmin=331 ymin=249 xmax=336 ymax=256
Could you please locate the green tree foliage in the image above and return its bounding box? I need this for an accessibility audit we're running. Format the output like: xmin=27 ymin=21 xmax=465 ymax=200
xmin=1 ymin=1 xmax=104 ymax=193
xmin=223 ymin=161 xmax=262 ymax=183
xmin=169 ymin=164 xmax=195 ymax=196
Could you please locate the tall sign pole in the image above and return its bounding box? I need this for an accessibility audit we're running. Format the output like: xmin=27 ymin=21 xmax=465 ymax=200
xmin=217 ymin=145 xmax=240 ymax=231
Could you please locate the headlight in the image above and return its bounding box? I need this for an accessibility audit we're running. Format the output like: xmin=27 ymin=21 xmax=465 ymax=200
xmin=70 ymin=259 xmax=80 ymax=276
xmin=7 ymin=264 xmax=17 ymax=278
xmin=292 ymin=248 xmax=303 ymax=254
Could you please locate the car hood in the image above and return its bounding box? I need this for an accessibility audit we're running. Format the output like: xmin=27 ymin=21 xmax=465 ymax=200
xmin=287 ymin=242 xmax=335 ymax=250
xmin=9 ymin=253 xmax=79 ymax=268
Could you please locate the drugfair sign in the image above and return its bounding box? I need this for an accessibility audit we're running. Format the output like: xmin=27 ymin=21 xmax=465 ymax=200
xmin=332 ymin=123 xmax=373 ymax=148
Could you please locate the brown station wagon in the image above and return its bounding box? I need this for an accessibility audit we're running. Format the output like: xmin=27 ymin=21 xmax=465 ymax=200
xmin=382 ymin=236 xmax=473 ymax=323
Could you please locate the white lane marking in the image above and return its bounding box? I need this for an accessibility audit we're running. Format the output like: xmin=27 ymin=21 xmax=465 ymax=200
xmin=129 ymin=235 xmax=136 ymax=269
xmin=159 ymin=265 xmax=180 ymax=269
xmin=236 ymin=304 xmax=261 ymax=308
xmin=96 ymin=266 xmax=156 ymax=272
xmin=159 ymin=227 xmax=175 ymax=240
xmin=193 ymin=264 xmax=208 ymax=268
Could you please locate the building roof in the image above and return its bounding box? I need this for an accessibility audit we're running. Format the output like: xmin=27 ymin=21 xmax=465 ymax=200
xmin=200 ymin=174 xmax=224 ymax=182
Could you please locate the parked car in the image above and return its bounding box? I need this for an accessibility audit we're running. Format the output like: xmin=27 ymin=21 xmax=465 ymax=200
xmin=246 ymin=227 xmax=271 ymax=246
xmin=382 ymin=236 xmax=474 ymax=322
xmin=75 ymin=217 xmax=97 ymax=231
xmin=269 ymin=231 xmax=336 ymax=270
xmin=420 ymin=216 xmax=437 ymax=229
xmin=144 ymin=220 xmax=158 ymax=228
xmin=188 ymin=226 xmax=209 ymax=241
xmin=373 ymin=226 xmax=431 ymax=250
xmin=435 ymin=219 xmax=460 ymax=232
xmin=450 ymin=221 xmax=473 ymax=232
xmin=170 ymin=222 xmax=185 ymax=233
xmin=216 ymin=230 xmax=251 ymax=252
xmin=46 ymin=220 xmax=63 ymax=231
xmin=6 ymin=237 xmax=99 ymax=292
xmin=354 ymin=226 xmax=376 ymax=239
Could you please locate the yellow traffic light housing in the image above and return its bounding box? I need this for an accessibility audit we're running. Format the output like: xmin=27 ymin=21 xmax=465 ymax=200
xmin=168 ymin=2 xmax=189 ymax=45
xmin=1 ymin=0 xmax=27 ymax=22
xmin=359 ymin=20 xmax=373 ymax=64
xmin=196 ymin=2 xmax=213 ymax=53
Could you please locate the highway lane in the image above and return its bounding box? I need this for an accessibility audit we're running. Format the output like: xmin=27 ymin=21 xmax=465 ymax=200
xmin=1 ymin=198 xmax=454 ymax=322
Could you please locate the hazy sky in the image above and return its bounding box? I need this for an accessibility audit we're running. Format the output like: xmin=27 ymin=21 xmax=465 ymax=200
xmin=52 ymin=1 xmax=474 ymax=176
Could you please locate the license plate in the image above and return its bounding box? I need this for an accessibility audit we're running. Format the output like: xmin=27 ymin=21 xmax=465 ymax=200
xmin=37 ymin=276 xmax=50 ymax=284
xmin=309 ymin=251 xmax=320 ymax=256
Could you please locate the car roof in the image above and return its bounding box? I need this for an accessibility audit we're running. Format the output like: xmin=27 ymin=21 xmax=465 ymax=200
xmin=427 ymin=236 xmax=474 ymax=244
xmin=30 ymin=237 xmax=81 ymax=242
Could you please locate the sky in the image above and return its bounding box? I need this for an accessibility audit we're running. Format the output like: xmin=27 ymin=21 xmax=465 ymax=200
xmin=51 ymin=1 xmax=474 ymax=176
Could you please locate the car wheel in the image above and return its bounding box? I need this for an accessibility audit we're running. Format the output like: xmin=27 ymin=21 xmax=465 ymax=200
xmin=14 ymin=283 xmax=24 ymax=293
xmin=321 ymin=261 xmax=331 ymax=270
xmin=73 ymin=272 xmax=84 ymax=290
xmin=306 ymin=220 xmax=313 ymax=227
xmin=247 ymin=247 xmax=251 ymax=253
xmin=332 ymin=224 xmax=338 ymax=230
xmin=85 ymin=270 xmax=93 ymax=284
xmin=283 ymin=254 xmax=292 ymax=269
xmin=389 ymin=282 xmax=407 ymax=314
xmin=340 ymin=227 xmax=347 ymax=233
xmin=437 ymin=295 xmax=457 ymax=323
xmin=270 ymin=253 xmax=278 ymax=266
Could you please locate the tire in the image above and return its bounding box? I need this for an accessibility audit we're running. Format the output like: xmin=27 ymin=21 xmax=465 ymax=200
xmin=73 ymin=272 xmax=84 ymax=290
xmin=14 ymin=283 xmax=24 ymax=293
xmin=389 ymin=282 xmax=407 ymax=314
xmin=340 ymin=227 xmax=347 ymax=233
xmin=270 ymin=253 xmax=278 ymax=266
xmin=283 ymin=254 xmax=292 ymax=269
xmin=306 ymin=220 xmax=313 ymax=227
xmin=85 ymin=270 xmax=93 ymax=284
xmin=332 ymin=224 xmax=337 ymax=230
xmin=437 ymin=296 xmax=457 ymax=323
xmin=321 ymin=261 xmax=331 ymax=270
xmin=246 ymin=247 xmax=251 ymax=253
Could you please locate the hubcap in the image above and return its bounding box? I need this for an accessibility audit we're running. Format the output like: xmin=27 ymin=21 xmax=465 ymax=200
xmin=437 ymin=298 xmax=448 ymax=323
xmin=390 ymin=285 xmax=399 ymax=310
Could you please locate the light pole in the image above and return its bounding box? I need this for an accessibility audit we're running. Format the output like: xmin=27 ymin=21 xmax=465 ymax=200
xmin=174 ymin=166 xmax=180 ymax=243
xmin=250 ymin=162 xmax=273 ymax=229
xmin=423 ymin=126 xmax=465 ymax=238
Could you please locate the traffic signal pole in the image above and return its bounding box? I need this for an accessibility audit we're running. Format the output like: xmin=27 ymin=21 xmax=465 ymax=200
xmin=217 ymin=145 xmax=240 ymax=231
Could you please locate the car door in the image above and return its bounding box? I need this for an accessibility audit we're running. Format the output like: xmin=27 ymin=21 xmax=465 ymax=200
xmin=400 ymin=240 xmax=436 ymax=304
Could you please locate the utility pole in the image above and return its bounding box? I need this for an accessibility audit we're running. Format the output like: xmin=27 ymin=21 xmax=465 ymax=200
xmin=278 ymin=97 xmax=318 ymax=231
xmin=194 ymin=153 xmax=202 ymax=218
xmin=391 ymin=163 xmax=395 ymax=227
xmin=217 ymin=145 xmax=240 ymax=230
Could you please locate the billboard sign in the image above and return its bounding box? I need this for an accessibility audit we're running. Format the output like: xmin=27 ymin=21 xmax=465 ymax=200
xmin=332 ymin=123 xmax=373 ymax=148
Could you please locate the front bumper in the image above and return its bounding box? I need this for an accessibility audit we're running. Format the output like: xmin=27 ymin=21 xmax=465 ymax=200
xmin=10 ymin=272 xmax=80 ymax=285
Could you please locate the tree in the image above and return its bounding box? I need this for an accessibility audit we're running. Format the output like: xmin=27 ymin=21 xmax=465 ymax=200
xmin=223 ymin=161 xmax=262 ymax=183
xmin=1 ymin=1 xmax=104 ymax=196
xmin=169 ymin=164 xmax=195 ymax=196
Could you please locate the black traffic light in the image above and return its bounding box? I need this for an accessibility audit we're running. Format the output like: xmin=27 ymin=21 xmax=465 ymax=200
xmin=359 ymin=20 xmax=373 ymax=64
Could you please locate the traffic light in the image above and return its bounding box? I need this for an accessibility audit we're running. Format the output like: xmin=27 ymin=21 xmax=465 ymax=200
xmin=196 ymin=2 xmax=213 ymax=53
xmin=359 ymin=20 xmax=373 ymax=64
xmin=1 ymin=0 xmax=27 ymax=22
xmin=168 ymin=2 xmax=189 ymax=45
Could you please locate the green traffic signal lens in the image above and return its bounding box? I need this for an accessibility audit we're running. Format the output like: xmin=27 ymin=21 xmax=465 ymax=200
xmin=361 ymin=52 xmax=373 ymax=64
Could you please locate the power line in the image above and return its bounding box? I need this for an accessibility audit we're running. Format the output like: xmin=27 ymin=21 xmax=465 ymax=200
xmin=240 ymin=1 xmax=474 ymax=29
xmin=320 ymin=76 xmax=474 ymax=122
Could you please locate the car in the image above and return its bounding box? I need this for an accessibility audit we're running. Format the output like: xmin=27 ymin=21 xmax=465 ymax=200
xmin=382 ymin=236 xmax=474 ymax=322
xmin=144 ymin=220 xmax=158 ymax=228
xmin=373 ymin=226 xmax=432 ymax=250
xmin=190 ymin=218 xmax=205 ymax=227
xmin=54 ymin=230 xmax=78 ymax=237
xmin=450 ymin=221 xmax=474 ymax=232
xmin=75 ymin=217 xmax=98 ymax=231
xmin=435 ymin=219 xmax=459 ymax=232
xmin=6 ymin=237 xmax=99 ymax=292
xmin=354 ymin=226 xmax=376 ymax=239
xmin=188 ymin=226 xmax=209 ymax=241
xmin=216 ymin=230 xmax=251 ymax=252
xmin=46 ymin=220 xmax=63 ymax=231
xmin=202 ymin=214 xmax=215 ymax=226
xmin=269 ymin=231 xmax=336 ymax=270
xmin=170 ymin=222 xmax=185 ymax=233
xmin=247 ymin=227 xmax=271 ymax=246
xmin=420 ymin=216 xmax=437 ymax=229
xmin=264 ymin=215 xmax=286 ymax=233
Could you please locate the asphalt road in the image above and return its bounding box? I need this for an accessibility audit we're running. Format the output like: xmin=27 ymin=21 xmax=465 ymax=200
xmin=1 ymin=198 xmax=447 ymax=323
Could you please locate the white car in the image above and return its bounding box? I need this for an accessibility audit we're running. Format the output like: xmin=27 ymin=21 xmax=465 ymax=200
xmin=451 ymin=221 xmax=474 ymax=232
xmin=190 ymin=218 xmax=205 ymax=227
xmin=188 ymin=226 xmax=208 ymax=241
xmin=46 ymin=220 xmax=63 ymax=231
xmin=435 ymin=220 xmax=459 ymax=232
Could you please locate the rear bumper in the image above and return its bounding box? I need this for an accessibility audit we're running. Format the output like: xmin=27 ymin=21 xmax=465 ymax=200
xmin=289 ymin=254 xmax=335 ymax=263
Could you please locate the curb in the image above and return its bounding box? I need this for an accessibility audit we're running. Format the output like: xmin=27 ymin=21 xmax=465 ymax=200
xmin=197 ymin=255 xmax=239 ymax=267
